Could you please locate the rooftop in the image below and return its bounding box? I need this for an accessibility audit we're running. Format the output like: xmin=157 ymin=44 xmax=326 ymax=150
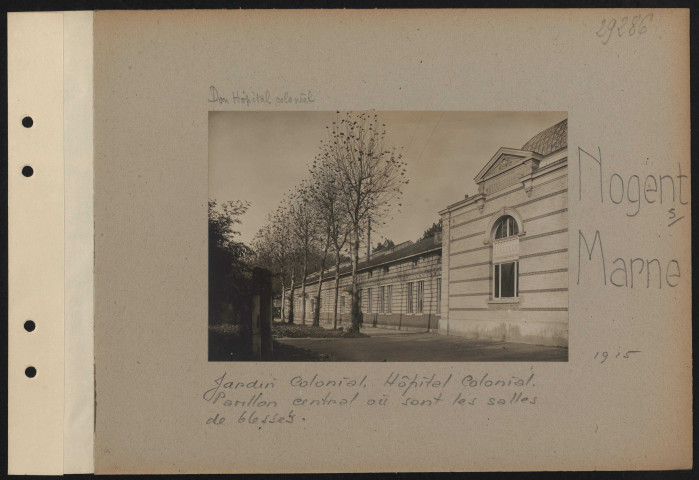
xmin=307 ymin=234 xmax=442 ymax=283
xmin=521 ymin=118 xmax=568 ymax=156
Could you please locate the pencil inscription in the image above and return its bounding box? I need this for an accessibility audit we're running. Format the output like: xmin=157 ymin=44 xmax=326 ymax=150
xmin=203 ymin=369 xmax=540 ymax=427
xmin=575 ymin=147 xmax=688 ymax=289
xmin=595 ymin=13 xmax=653 ymax=45
xmin=208 ymin=85 xmax=315 ymax=106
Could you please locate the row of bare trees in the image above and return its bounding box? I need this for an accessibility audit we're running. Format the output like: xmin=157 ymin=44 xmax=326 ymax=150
xmin=252 ymin=112 xmax=409 ymax=333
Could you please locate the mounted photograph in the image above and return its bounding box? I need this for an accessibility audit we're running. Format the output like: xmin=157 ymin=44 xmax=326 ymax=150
xmin=208 ymin=111 xmax=569 ymax=362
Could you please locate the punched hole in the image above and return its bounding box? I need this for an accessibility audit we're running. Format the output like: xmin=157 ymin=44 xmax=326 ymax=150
xmin=22 ymin=166 xmax=33 ymax=177
xmin=24 ymin=320 xmax=36 ymax=332
xmin=25 ymin=366 xmax=37 ymax=378
xmin=22 ymin=116 xmax=33 ymax=128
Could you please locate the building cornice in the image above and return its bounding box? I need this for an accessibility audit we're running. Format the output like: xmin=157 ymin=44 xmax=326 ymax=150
xmin=440 ymin=151 xmax=568 ymax=216
xmin=305 ymin=245 xmax=443 ymax=287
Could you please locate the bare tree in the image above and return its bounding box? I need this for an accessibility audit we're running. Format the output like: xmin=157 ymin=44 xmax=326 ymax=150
xmin=288 ymin=183 xmax=320 ymax=326
xmin=308 ymin=157 xmax=351 ymax=329
xmin=319 ymin=112 xmax=408 ymax=333
xmin=252 ymin=201 xmax=298 ymax=323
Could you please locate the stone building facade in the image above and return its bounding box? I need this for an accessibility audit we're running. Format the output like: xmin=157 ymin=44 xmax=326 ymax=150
xmin=288 ymin=235 xmax=442 ymax=332
xmin=438 ymin=118 xmax=568 ymax=346
xmin=286 ymin=118 xmax=568 ymax=347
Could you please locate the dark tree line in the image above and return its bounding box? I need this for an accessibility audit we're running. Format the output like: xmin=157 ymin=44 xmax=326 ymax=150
xmin=209 ymin=200 xmax=254 ymax=326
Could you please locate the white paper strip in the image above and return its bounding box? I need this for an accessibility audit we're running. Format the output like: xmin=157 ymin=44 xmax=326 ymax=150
xmin=8 ymin=12 xmax=66 ymax=475
xmin=63 ymin=11 xmax=95 ymax=474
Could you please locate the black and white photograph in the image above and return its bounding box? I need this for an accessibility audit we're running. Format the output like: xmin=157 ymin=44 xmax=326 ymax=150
xmin=208 ymin=111 xmax=569 ymax=362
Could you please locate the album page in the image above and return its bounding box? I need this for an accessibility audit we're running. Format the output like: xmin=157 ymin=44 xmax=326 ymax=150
xmin=7 ymin=8 xmax=692 ymax=474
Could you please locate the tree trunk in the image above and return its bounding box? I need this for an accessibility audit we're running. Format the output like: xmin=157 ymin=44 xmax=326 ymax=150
xmin=301 ymin=255 xmax=308 ymax=325
xmin=313 ymin=240 xmax=330 ymax=327
xmin=280 ymin=281 xmax=286 ymax=323
xmin=288 ymin=272 xmax=296 ymax=324
xmin=349 ymin=228 xmax=361 ymax=333
xmin=333 ymin=253 xmax=341 ymax=329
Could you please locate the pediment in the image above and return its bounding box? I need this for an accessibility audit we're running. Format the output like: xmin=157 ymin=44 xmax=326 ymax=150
xmin=474 ymin=148 xmax=541 ymax=184
xmin=483 ymin=153 xmax=525 ymax=178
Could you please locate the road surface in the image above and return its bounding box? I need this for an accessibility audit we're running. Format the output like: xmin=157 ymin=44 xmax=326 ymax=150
xmin=276 ymin=326 xmax=567 ymax=362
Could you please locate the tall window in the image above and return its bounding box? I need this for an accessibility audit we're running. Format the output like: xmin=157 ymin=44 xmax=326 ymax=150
xmin=492 ymin=214 xmax=520 ymax=299
xmin=436 ymin=278 xmax=442 ymax=314
xmin=417 ymin=281 xmax=424 ymax=313
xmin=386 ymin=285 xmax=392 ymax=313
xmin=407 ymin=282 xmax=414 ymax=313
xmin=379 ymin=286 xmax=385 ymax=313
xmin=341 ymin=296 xmax=345 ymax=312
xmin=494 ymin=215 xmax=519 ymax=239
xmin=494 ymin=262 xmax=518 ymax=298
xmin=367 ymin=288 xmax=372 ymax=313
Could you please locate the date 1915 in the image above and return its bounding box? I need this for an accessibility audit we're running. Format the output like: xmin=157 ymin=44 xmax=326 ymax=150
xmin=594 ymin=350 xmax=641 ymax=363
xmin=596 ymin=14 xmax=653 ymax=45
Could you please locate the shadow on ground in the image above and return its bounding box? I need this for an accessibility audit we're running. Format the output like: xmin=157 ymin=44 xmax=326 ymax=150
xmin=209 ymin=322 xmax=567 ymax=362
xmin=208 ymin=323 xmax=336 ymax=362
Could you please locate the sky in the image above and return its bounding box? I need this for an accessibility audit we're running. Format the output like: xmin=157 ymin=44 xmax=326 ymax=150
xmin=209 ymin=111 xmax=567 ymax=246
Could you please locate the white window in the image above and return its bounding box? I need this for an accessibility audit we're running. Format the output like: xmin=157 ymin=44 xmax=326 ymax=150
xmin=492 ymin=215 xmax=520 ymax=300
xmin=494 ymin=261 xmax=519 ymax=298
xmin=406 ymin=282 xmax=414 ymax=314
xmin=386 ymin=285 xmax=392 ymax=313
xmin=494 ymin=215 xmax=519 ymax=239
xmin=379 ymin=286 xmax=385 ymax=313
xmin=417 ymin=280 xmax=424 ymax=314
xmin=367 ymin=288 xmax=372 ymax=313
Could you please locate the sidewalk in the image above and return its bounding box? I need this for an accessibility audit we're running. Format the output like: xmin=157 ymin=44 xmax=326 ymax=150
xmin=276 ymin=326 xmax=567 ymax=362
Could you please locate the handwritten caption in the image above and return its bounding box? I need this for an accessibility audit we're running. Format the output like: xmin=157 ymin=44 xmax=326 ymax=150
xmin=202 ymin=370 xmax=538 ymax=428
xmin=576 ymin=147 xmax=688 ymax=289
xmin=595 ymin=13 xmax=653 ymax=45
xmin=208 ymin=86 xmax=315 ymax=106
xmin=594 ymin=350 xmax=641 ymax=364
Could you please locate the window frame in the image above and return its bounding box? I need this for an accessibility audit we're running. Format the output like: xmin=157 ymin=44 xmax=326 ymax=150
xmin=378 ymin=285 xmax=385 ymax=313
xmin=386 ymin=284 xmax=393 ymax=313
xmin=494 ymin=215 xmax=519 ymax=240
xmin=417 ymin=280 xmax=425 ymax=314
xmin=493 ymin=261 xmax=519 ymax=299
xmin=490 ymin=214 xmax=521 ymax=304
xmin=367 ymin=288 xmax=372 ymax=313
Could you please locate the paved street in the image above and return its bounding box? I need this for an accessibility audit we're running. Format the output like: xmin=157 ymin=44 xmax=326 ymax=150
xmin=276 ymin=326 xmax=567 ymax=362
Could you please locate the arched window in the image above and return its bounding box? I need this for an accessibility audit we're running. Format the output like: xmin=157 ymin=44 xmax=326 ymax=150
xmin=491 ymin=215 xmax=520 ymax=299
xmin=494 ymin=215 xmax=519 ymax=239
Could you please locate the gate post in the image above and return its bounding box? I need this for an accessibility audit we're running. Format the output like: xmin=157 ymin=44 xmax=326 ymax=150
xmin=252 ymin=267 xmax=273 ymax=360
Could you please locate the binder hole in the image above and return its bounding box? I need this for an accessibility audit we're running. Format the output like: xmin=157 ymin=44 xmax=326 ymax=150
xmin=24 ymin=320 xmax=35 ymax=332
xmin=22 ymin=166 xmax=33 ymax=177
xmin=22 ymin=116 xmax=33 ymax=128
xmin=25 ymin=367 xmax=37 ymax=378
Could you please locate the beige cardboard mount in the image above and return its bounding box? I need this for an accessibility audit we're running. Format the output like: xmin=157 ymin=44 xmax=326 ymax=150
xmin=7 ymin=9 xmax=691 ymax=474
